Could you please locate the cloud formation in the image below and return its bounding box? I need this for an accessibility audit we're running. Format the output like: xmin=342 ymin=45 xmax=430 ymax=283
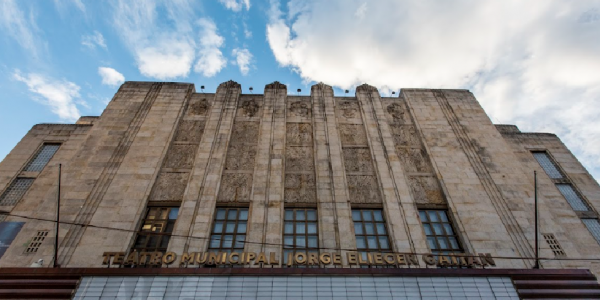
xmin=267 ymin=0 xmax=600 ymax=179
xmin=0 ymin=0 xmax=44 ymax=58
xmin=232 ymin=48 xmax=252 ymax=75
xmin=219 ymin=0 xmax=250 ymax=12
xmin=111 ymin=0 xmax=197 ymax=80
xmin=111 ymin=0 xmax=230 ymax=80
xmin=194 ymin=18 xmax=227 ymax=77
xmin=13 ymin=71 xmax=82 ymax=121
xmin=98 ymin=67 xmax=125 ymax=87
xmin=82 ymin=31 xmax=107 ymax=50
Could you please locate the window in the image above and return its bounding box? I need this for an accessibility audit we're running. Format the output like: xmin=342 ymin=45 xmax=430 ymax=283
xmin=532 ymin=152 xmax=563 ymax=179
xmin=582 ymin=219 xmax=600 ymax=245
xmin=542 ymin=233 xmax=566 ymax=257
xmin=0 ymin=178 xmax=35 ymax=206
xmin=208 ymin=208 xmax=248 ymax=253
xmin=0 ymin=143 xmax=60 ymax=206
xmin=419 ymin=210 xmax=462 ymax=255
xmin=131 ymin=207 xmax=179 ymax=254
xmin=556 ymin=184 xmax=589 ymax=211
xmin=352 ymin=209 xmax=391 ymax=260
xmin=24 ymin=144 xmax=60 ymax=172
xmin=283 ymin=208 xmax=318 ymax=265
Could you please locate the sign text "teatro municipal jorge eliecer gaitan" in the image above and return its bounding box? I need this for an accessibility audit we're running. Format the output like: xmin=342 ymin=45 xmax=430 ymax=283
xmin=102 ymin=251 xmax=496 ymax=268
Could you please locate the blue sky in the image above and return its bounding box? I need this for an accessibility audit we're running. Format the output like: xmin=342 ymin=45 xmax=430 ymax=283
xmin=1 ymin=0 xmax=600 ymax=181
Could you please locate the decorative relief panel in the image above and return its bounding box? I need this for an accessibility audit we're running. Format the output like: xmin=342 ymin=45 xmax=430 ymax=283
xmin=347 ymin=175 xmax=382 ymax=204
xmin=285 ymin=147 xmax=314 ymax=172
xmin=342 ymin=148 xmax=374 ymax=173
xmin=236 ymin=98 xmax=261 ymax=118
xmin=408 ymin=176 xmax=445 ymax=205
xmin=187 ymin=98 xmax=209 ymax=116
xmin=385 ymin=102 xmax=412 ymax=124
xmin=284 ymin=174 xmax=317 ymax=203
xmin=388 ymin=124 xmax=420 ymax=148
xmin=174 ymin=120 xmax=205 ymax=144
xmin=396 ymin=147 xmax=431 ymax=173
xmin=164 ymin=145 xmax=197 ymax=169
xmin=218 ymin=173 xmax=252 ymax=202
xmin=290 ymin=101 xmax=311 ymax=118
xmin=230 ymin=122 xmax=259 ymax=145
xmin=150 ymin=172 xmax=189 ymax=201
xmin=338 ymin=100 xmax=360 ymax=119
xmin=224 ymin=145 xmax=257 ymax=171
xmin=339 ymin=124 xmax=368 ymax=146
xmin=286 ymin=123 xmax=313 ymax=146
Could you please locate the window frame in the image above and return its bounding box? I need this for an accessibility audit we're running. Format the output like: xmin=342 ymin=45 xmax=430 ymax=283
xmin=207 ymin=207 xmax=249 ymax=254
xmin=131 ymin=206 xmax=180 ymax=255
xmin=418 ymin=209 xmax=464 ymax=255
xmin=283 ymin=207 xmax=319 ymax=265
xmin=351 ymin=208 xmax=392 ymax=253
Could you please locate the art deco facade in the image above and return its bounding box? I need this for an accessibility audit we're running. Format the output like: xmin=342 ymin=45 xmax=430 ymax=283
xmin=0 ymin=81 xmax=599 ymax=299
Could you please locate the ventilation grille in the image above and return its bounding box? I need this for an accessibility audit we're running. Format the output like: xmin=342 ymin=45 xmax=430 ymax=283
xmin=543 ymin=233 xmax=566 ymax=257
xmin=24 ymin=231 xmax=49 ymax=254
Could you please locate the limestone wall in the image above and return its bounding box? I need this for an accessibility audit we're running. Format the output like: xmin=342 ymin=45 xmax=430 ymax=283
xmin=0 ymin=80 xmax=598 ymax=272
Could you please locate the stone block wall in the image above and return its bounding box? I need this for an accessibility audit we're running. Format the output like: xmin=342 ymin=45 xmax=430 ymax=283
xmin=0 ymin=80 xmax=599 ymax=274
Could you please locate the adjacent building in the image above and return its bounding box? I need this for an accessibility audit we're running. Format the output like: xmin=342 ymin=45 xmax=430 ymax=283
xmin=0 ymin=81 xmax=599 ymax=299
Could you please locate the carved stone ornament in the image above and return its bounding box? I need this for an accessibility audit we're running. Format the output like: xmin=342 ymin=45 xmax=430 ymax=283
xmin=339 ymin=100 xmax=359 ymax=118
xmin=386 ymin=103 xmax=408 ymax=123
xmin=188 ymin=98 xmax=209 ymax=115
xmin=356 ymin=83 xmax=377 ymax=93
xmin=218 ymin=80 xmax=241 ymax=89
xmin=266 ymin=81 xmax=287 ymax=90
xmin=311 ymin=82 xmax=332 ymax=92
xmin=241 ymin=99 xmax=259 ymax=117
xmin=290 ymin=101 xmax=310 ymax=117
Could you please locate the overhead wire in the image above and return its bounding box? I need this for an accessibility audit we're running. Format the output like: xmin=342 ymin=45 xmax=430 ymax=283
xmin=2 ymin=210 xmax=600 ymax=263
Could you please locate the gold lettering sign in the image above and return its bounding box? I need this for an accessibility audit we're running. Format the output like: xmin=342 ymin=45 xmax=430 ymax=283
xmin=102 ymin=251 xmax=495 ymax=268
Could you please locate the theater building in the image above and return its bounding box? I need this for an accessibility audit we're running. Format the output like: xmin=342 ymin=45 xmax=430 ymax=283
xmin=0 ymin=80 xmax=599 ymax=299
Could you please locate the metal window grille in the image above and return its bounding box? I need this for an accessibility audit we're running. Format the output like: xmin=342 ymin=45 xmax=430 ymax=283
xmin=208 ymin=208 xmax=248 ymax=253
xmin=419 ymin=210 xmax=463 ymax=255
xmin=556 ymin=184 xmax=589 ymax=211
xmin=283 ymin=208 xmax=318 ymax=265
xmin=542 ymin=233 xmax=566 ymax=257
xmin=533 ymin=152 xmax=563 ymax=179
xmin=0 ymin=178 xmax=34 ymax=206
xmin=24 ymin=231 xmax=49 ymax=254
xmin=582 ymin=219 xmax=600 ymax=245
xmin=131 ymin=207 xmax=179 ymax=255
xmin=24 ymin=144 xmax=60 ymax=172
xmin=352 ymin=209 xmax=392 ymax=265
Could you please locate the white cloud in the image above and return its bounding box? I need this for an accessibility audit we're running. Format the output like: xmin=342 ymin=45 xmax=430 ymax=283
xmin=243 ymin=22 xmax=252 ymax=38
xmin=111 ymin=0 xmax=197 ymax=80
xmin=111 ymin=0 xmax=229 ymax=80
xmin=355 ymin=3 xmax=367 ymax=20
xmin=82 ymin=31 xmax=107 ymax=50
xmin=232 ymin=48 xmax=253 ymax=75
xmin=219 ymin=0 xmax=250 ymax=12
xmin=13 ymin=71 xmax=82 ymax=121
xmin=194 ymin=18 xmax=227 ymax=77
xmin=267 ymin=0 xmax=600 ymax=180
xmin=98 ymin=67 xmax=125 ymax=87
xmin=54 ymin=0 xmax=86 ymax=16
xmin=0 ymin=0 xmax=43 ymax=58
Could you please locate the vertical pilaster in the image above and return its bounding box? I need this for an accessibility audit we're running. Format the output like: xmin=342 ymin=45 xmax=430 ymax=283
xmin=311 ymin=83 xmax=354 ymax=263
xmin=185 ymin=81 xmax=241 ymax=252
xmin=355 ymin=84 xmax=425 ymax=253
xmin=245 ymin=82 xmax=278 ymax=255
xmin=264 ymin=82 xmax=287 ymax=257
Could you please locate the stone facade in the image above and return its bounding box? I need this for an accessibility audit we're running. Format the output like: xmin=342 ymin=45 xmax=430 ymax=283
xmin=0 ymin=81 xmax=599 ymax=276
